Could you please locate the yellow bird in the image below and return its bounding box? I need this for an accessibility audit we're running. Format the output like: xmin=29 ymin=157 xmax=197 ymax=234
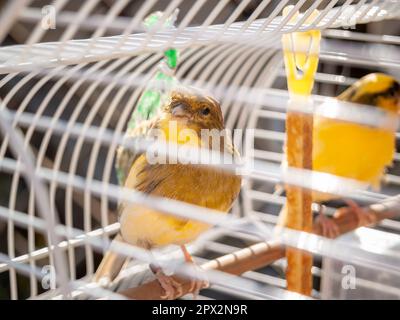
xmin=281 ymin=73 xmax=400 ymax=237
xmin=94 ymin=88 xmax=241 ymax=298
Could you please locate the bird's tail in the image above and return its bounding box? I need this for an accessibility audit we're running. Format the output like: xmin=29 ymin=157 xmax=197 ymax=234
xmin=93 ymin=234 xmax=129 ymax=285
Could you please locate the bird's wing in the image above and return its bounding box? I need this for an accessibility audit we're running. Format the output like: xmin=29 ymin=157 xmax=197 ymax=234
xmin=95 ymin=123 xmax=162 ymax=285
xmin=94 ymin=119 xmax=159 ymax=285
xmin=115 ymin=117 xmax=160 ymax=186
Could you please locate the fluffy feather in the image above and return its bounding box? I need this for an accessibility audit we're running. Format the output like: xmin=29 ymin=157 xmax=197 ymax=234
xmin=94 ymin=87 xmax=241 ymax=283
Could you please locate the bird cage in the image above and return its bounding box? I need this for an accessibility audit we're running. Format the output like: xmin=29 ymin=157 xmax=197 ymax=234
xmin=0 ymin=0 xmax=400 ymax=300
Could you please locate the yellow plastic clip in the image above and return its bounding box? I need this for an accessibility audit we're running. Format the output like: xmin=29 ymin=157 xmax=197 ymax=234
xmin=281 ymin=6 xmax=321 ymax=96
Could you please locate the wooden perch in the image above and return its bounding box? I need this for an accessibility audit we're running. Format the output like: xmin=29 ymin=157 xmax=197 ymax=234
xmin=118 ymin=203 xmax=398 ymax=300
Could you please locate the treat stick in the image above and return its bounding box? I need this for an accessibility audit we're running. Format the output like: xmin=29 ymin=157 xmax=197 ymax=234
xmin=281 ymin=6 xmax=321 ymax=296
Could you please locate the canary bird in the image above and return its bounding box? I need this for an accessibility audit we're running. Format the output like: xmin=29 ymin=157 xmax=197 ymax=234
xmin=280 ymin=73 xmax=400 ymax=237
xmin=94 ymin=87 xmax=241 ymax=299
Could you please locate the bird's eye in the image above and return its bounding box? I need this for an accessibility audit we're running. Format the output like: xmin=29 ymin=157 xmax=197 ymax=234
xmin=387 ymin=82 xmax=400 ymax=97
xmin=201 ymin=107 xmax=210 ymax=116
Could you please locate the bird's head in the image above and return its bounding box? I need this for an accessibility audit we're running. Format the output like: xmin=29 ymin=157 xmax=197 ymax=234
xmin=164 ymin=88 xmax=224 ymax=131
xmin=338 ymin=73 xmax=400 ymax=114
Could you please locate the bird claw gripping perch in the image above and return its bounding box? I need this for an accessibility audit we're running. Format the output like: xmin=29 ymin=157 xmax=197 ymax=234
xmin=116 ymin=10 xmax=180 ymax=185
xmin=281 ymin=6 xmax=321 ymax=296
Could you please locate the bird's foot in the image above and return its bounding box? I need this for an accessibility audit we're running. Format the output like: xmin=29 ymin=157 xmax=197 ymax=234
xmin=187 ymin=264 xmax=209 ymax=300
xmin=181 ymin=245 xmax=209 ymax=299
xmin=151 ymin=265 xmax=182 ymax=300
xmin=315 ymin=204 xmax=340 ymax=238
xmin=336 ymin=199 xmax=376 ymax=227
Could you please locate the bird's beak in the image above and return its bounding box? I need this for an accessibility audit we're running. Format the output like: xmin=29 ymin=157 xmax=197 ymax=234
xmin=172 ymin=103 xmax=190 ymax=119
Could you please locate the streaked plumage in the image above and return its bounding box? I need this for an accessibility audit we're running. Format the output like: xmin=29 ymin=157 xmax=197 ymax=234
xmin=94 ymin=87 xmax=241 ymax=288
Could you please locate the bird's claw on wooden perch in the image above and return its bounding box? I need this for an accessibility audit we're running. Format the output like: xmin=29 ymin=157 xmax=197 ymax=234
xmin=180 ymin=244 xmax=209 ymax=299
xmin=153 ymin=269 xmax=183 ymax=300
xmin=187 ymin=265 xmax=209 ymax=299
xmin=315 ymin=205 xmax=340 ymax=239
xmin=314 ymin=200 xmax=381 ymax=239
xmin=335 ymin=199 xmax=377 ymax=227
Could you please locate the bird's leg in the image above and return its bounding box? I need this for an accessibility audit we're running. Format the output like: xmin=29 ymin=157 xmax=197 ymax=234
xmin=180 ymin=245 xmax=209 ymax=299
xmin=314 ymin=204 xmax=340 ymax=239
xmin=149 ymin=263 xmax=182 ymax=300
xmin=335 ymin=199 xmax=376 ymax=227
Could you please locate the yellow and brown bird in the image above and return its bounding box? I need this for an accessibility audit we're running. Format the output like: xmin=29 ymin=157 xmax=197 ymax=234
xmin=94 ymin=87 xmax=241 ymax=298
xmin=280 ymin=73 xmax=400 ymax=237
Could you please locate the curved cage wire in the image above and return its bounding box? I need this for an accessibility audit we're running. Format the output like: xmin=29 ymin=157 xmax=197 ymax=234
xmin=0 ymin=0 xmax=400 ymax=300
